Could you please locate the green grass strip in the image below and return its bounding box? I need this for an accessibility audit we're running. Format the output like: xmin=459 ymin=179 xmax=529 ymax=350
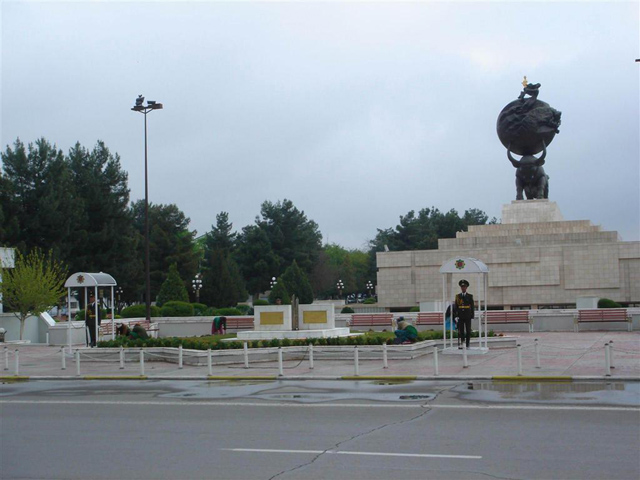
xmin=83 ymin=376 xmax=148 ymax=380
xmin=0 ymin=376 xmax=29 ymax=382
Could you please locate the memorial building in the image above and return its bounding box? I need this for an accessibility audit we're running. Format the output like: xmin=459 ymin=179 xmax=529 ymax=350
xmin=376 ymin=200 xmax=640 ymax=310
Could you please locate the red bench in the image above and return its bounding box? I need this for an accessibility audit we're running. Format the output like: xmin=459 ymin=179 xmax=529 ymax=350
xmin=575 ymin=309 xmax=631 ymax=332
xmin=349 ymin=314 xmax=394 ymax=329
xmin=483 ymin=311 xmax=532 ymax=332
xmin=225 ymin=317 xmax=254 ymax=331
xmin=415 ymin=312 xmax=444 ymax=326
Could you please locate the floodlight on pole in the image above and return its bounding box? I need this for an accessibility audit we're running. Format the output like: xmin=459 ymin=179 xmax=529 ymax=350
xmin=131 ymin=95 xmax=163 ymax=321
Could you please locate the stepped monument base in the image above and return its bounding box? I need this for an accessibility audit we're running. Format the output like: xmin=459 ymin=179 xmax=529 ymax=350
xmin=377 ymin=200 xmax=640 ymax=309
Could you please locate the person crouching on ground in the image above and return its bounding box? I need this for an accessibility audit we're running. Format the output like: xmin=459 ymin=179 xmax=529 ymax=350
xmin=393 ymin=316 xmax=418 ymax=344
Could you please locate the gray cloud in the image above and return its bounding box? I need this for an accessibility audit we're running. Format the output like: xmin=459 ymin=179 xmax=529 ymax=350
xmin=2 ymin=1 xmax=638 ymax=249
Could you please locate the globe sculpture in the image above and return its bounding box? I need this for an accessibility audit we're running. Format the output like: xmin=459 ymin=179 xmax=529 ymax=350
xmin=497 ymin=79 xmax=562 ymax=200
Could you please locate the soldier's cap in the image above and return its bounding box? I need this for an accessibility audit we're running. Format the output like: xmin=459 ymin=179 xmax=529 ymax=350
xmin=459 ymin=279 xmax=469 ymax=287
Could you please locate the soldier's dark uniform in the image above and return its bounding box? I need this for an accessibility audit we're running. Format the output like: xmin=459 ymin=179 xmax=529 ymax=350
xmin=453 ymin=280 xmax=474 ymax=349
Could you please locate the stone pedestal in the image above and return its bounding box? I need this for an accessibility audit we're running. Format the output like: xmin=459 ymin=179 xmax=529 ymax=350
xmin=502 ymin=199 xmax=564 ymax=224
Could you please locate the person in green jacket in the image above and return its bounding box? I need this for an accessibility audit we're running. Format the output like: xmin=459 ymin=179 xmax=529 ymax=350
xmin=394 ymin=317 xmax=418 ymax=344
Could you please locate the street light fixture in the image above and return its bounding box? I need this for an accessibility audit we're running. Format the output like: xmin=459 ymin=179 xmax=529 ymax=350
xmin=336 ymin=279 xmax=344 ymax=301
xmin=270 ymin=276 xmax=277 ymax=289
xmin=132 ymin=95 xmax=163 ymax=321
xmin=192 ymin=274 xmax=203 ymax=303
xmin=115 ymin=287 xmax=124 ymax=314
xmin=366 ymin=281 xmax=374 ymax=297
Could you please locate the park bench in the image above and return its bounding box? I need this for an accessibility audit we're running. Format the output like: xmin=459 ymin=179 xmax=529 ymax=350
xmin=482 ymin=310 xmax=533 ymax=332
xmin=224 ymin=316 xmax=254 ymax=331
xmin=349 ymin=314 xmax=394 ymax=329
xmin=575 ymin=309 xmax=631 ymax=332
xmin=415 ymin=312 xmax=444 ymax=326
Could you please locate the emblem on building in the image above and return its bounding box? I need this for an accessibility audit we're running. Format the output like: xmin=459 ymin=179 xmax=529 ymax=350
xmin=76 ymin=274 xmax=85 ymax=284
xmin=455 ymin=259 xmax=465 ymax=270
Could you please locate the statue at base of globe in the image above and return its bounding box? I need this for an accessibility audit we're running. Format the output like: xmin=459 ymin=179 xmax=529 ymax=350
xmin=497 ymin=78 xmax=562 ymax=200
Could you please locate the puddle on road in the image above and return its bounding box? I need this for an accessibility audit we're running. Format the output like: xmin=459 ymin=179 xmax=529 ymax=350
xmin=460 ymin=381 xmax=639 ymax=407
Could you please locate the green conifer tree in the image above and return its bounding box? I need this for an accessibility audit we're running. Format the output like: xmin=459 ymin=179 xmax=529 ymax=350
xmin=268 ymin=277 xmax=290 ymax=305
xmin=282 ymin=260 xmax=314 ymax=304
xmin=156 ymin=263 xmax=189 ymax=306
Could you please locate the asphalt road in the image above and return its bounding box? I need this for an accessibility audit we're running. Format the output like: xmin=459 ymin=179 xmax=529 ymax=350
xmin=1 ymin=380 xmax=639 ymax=480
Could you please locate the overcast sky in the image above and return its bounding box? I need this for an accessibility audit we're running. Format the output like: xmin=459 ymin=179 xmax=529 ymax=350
xmin=2 ymin=1 xmax=639 ymax=249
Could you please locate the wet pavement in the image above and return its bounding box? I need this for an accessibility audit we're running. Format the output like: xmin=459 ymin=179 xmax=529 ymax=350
xmin=1 ymin=331 xmax=639 ymax=380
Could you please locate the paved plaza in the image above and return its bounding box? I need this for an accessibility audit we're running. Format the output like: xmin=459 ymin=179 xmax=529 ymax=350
xmin=2 ymin=331 xmax=639 ymax=381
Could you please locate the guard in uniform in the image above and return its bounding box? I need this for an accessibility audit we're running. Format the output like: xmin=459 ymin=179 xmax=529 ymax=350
xmin=454 ymin=279 xmax=474 ymax=349
xmin=86 ymin=293 xmax=102 ymax=347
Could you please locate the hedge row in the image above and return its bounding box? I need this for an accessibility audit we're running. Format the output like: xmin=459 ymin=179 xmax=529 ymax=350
xmin=98 ymin=330 xmax=494 ymax=351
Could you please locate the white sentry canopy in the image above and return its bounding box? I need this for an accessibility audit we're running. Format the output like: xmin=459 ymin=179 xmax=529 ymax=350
xmin=439 ymin=257 xmax=489 ymax=352
xmin=64 ymin=272 xmax=118 ymax=349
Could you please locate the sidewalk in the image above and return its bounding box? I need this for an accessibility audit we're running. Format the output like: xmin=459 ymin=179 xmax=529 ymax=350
xmin=2 ymin=332 xmax=639 ymax=381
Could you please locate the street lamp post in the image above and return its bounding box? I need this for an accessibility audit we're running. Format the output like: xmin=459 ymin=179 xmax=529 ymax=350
xmin=192 ymin=274 xmax=203 ymax=303
xmin=116 ymin=287 xmax=124 ymax=314
xmin=132 ymin=95 xmax=163 ymax=321
xmin=336 ymin=279 xmax=344 ymax=302
xmin=270 ymin=277 xmax=277 ymax=289
xmin=366 ymin=281 xmax=374 ymax=298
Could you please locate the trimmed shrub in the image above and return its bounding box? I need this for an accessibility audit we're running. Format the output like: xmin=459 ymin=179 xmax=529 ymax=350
xmin=253 ymin=299 xmax=270 ymax=306
xmin=121 ymin=304 xmax=161 ymax=318
xmin=192 ymin=303 xmax=208 ymax=316
xmin=75 ymin=309 xmax=109 ymax=321
xmin=598 ymin=298 xmax=622 ymax=308
xmin=214 ymin=307 xmax=243 ymax=316
xmin=363 ymin=298 xmax=376 ymax=305
xmin=235 ymin=304 xmax=252 ymax=315
xmin=341 ymin=307 xmax=355 ymax=314
xmin=161 ymin=301 xmax=194 ymax=317
xmin=409 ymin=306 xmax=420 ymax=312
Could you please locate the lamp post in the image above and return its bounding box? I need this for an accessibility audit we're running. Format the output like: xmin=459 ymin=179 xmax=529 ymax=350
xmin=116 ymin=287 xmax=124 ymax=314
xmin=336 ymin=279 xmax=344 ymax=302
xmin=192 ymin=274 xmax=203 ymax=303
xmin=132 ymin=95 xmax=163 ymax=321
xmin=366 ymin=281 xmax=374 ymax=298
xmin=270 ymin=277 xmax=277 ymax=289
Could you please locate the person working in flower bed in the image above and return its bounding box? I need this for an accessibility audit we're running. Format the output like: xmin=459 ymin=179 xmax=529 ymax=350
xmin=393 ymin=317 xmax=418 ymax=344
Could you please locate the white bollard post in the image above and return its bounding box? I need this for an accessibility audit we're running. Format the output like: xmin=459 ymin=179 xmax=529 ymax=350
xmin=517 ymin=344 xmax=523 ymax=376
xmin=609 ymin=341 xmax=615 ymax=369
xmin=535 ymin=339 xmax=541 ymax=369
xmin=139 ymin=350 xmax=145 ymax=376
xmin=309 ymin=344 xmax=314 ymax=370
xmin=14 ymin=349 xmax=19 ymax=376
xmin=4 ymin=347 xmax=8 ymax=371
xmin=207 ymin=348 xmax=213 ymax=376
xmin=278 ymin=347 xmax=284 ymax=376
xmin=119 ymin=346 xmax=125 ymax=369
xmin=354 ymin=346 xmax=360 ymax=376
xmin=75 ymin=350 xmax=81 ymax=376
xmin=178 ymin=345 xmax=183 ymax=370
xmin=243 ymin=342 xmax=249 ymax=369
xmin=433 ymin=346 xmax=439 ymax=376
xmin=605 ymin=343 xmax=611 ymax=377
xmin=383 ymin=343 xmax=388 ymax=369
xmin=463 ymin=344 xmax=468 ymax=368
xmin=61 ymin=347 xmax=66 ymax=370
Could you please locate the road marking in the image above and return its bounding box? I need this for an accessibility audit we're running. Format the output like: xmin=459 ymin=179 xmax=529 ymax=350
xmin=0 ymin=399 xmax=637 ymax=411
xmin=223 ymin=448 xmax=482 ymax=460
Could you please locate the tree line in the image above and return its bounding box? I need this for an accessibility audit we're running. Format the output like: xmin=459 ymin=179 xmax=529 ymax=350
xmin=1 ymin=137 xmax=494 ymax=308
